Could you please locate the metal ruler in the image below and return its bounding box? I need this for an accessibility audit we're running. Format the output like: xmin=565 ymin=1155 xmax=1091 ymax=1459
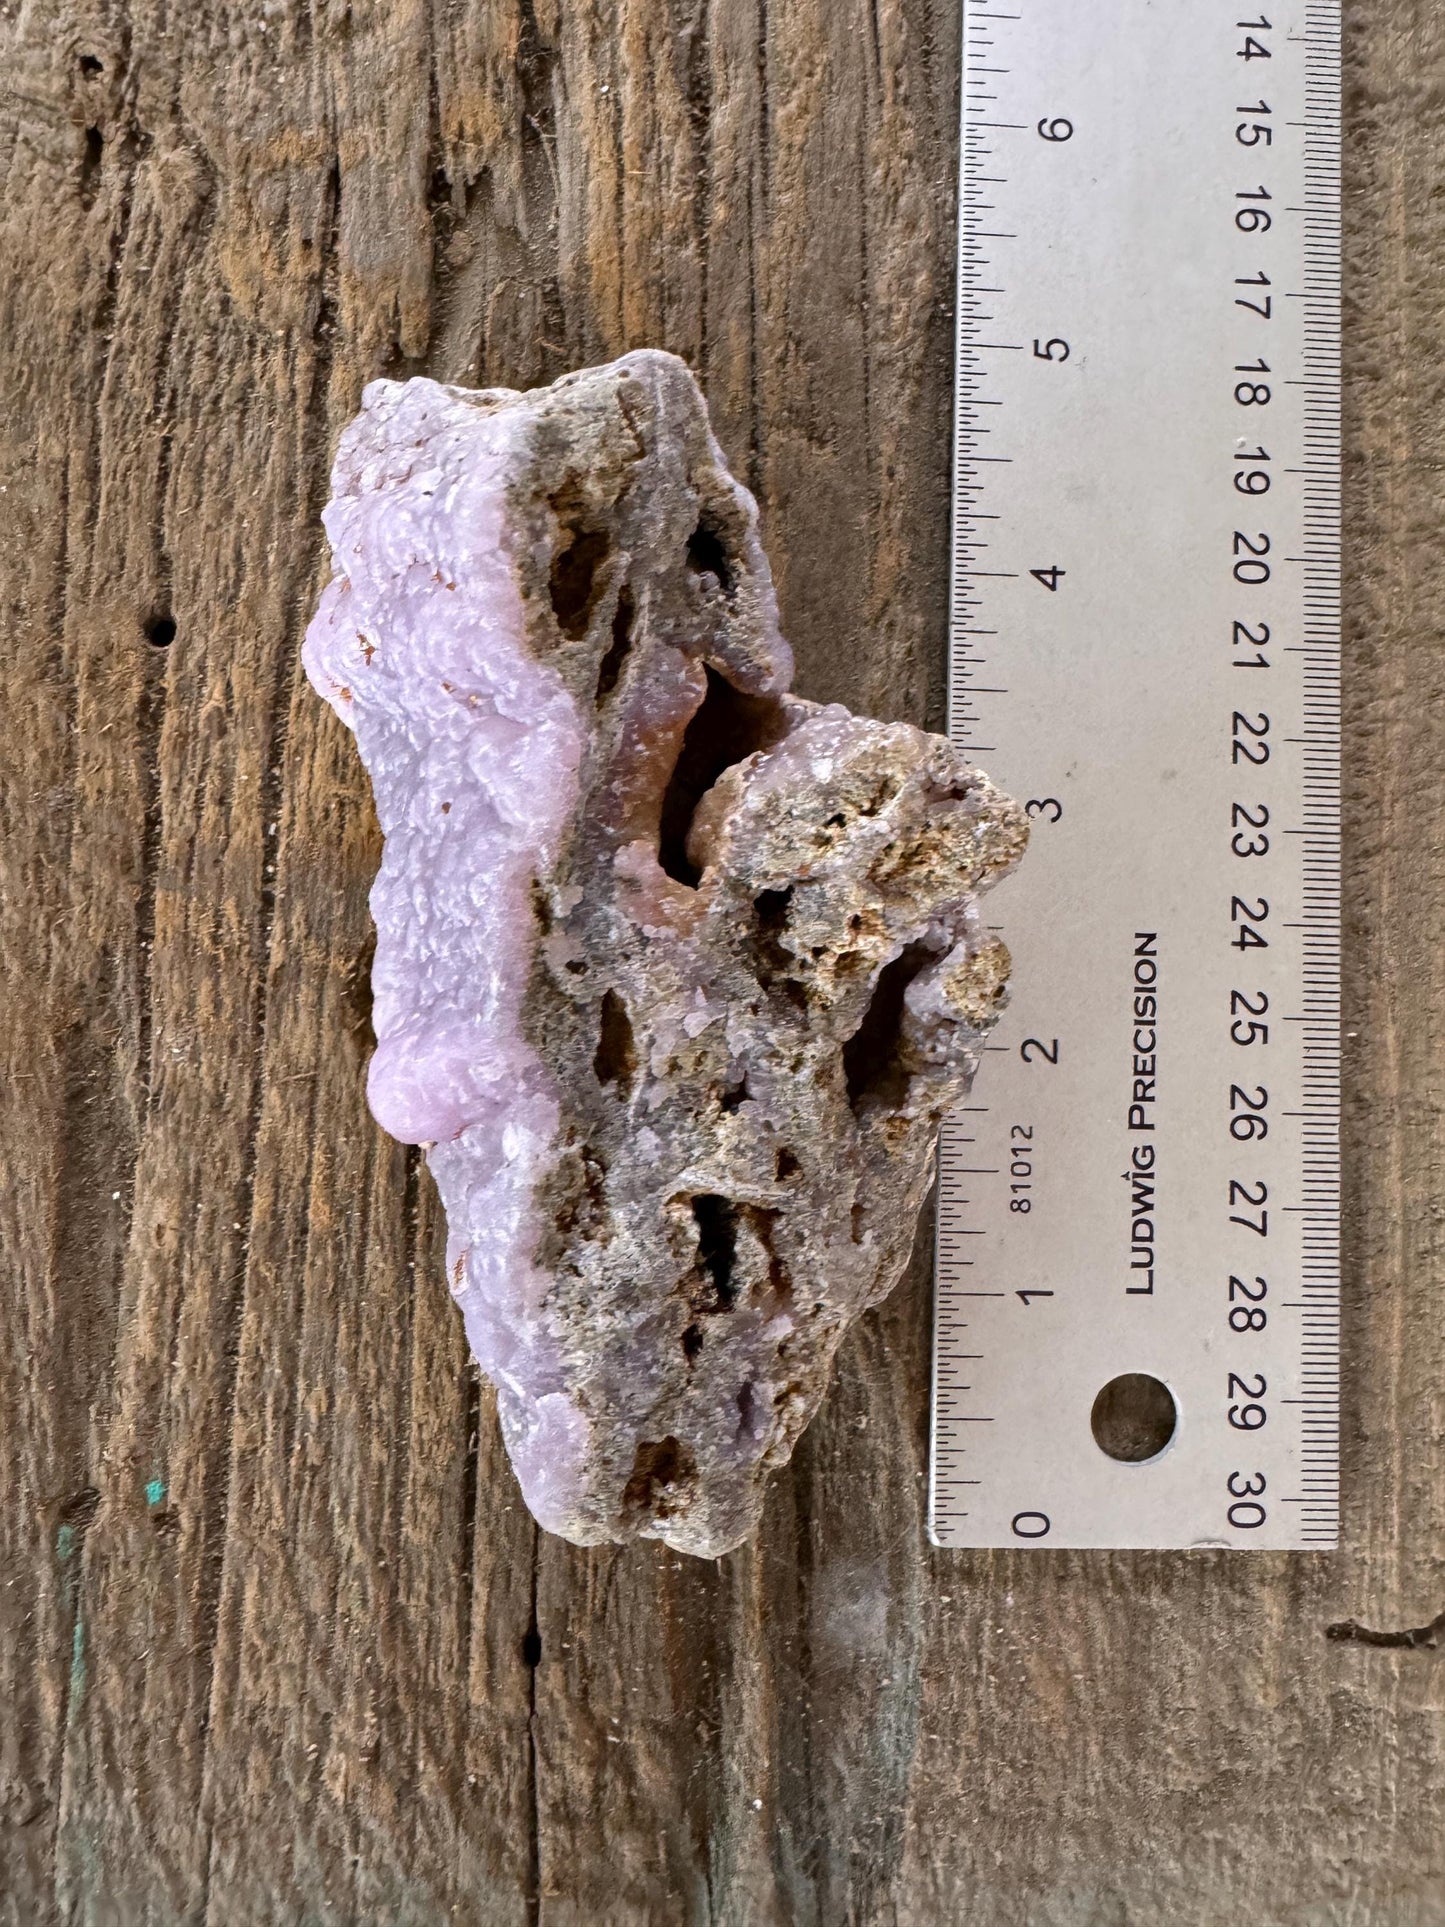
xmin=930 ymin=0 xmax=1340 ymax=1549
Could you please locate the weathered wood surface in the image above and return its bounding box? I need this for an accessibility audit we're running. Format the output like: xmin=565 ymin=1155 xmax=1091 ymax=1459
xmin=1 ymin=2 xmax=1441 ymax=1921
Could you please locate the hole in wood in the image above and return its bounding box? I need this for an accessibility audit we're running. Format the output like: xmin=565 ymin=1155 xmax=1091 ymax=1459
xmin=80 ymin=126 xmax=103 ymax=209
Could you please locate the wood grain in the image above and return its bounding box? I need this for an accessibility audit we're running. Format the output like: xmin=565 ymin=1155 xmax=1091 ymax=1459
xmin=1 ymin=2 xmax=1440 ymax=1921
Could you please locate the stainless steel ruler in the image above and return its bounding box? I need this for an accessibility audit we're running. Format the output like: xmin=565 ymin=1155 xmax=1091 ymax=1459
xmin=930 ymin=0 xmax=1340 ymax=1549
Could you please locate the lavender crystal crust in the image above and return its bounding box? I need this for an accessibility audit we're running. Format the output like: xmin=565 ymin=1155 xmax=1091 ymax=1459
xmin=304 ymin=350 xmax=1026 ymax=1556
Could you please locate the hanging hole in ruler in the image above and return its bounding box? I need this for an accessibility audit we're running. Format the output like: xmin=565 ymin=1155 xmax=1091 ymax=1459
xmin=1090 ymin=1374 xmax=1178 ymax=1465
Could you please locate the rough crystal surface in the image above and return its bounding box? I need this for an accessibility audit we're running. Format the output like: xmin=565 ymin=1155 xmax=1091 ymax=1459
xmin=304 ymin=350 xmax=1026 ymax=1557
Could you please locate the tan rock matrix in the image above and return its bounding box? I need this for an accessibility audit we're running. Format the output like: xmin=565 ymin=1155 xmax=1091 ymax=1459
xmin=305 ymin=349 xmax=1026 ymax=1556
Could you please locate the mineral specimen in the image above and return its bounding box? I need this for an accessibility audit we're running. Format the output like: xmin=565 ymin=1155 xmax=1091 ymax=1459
xmin=303 ymin=349 xmax=1026 ymax=1558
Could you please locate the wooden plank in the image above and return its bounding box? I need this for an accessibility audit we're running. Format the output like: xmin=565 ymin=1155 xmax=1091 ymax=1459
xmin=0 ymin=1 xmax=1440 ymax=1922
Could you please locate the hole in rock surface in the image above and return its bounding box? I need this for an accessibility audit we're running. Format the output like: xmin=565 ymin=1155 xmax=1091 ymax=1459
xmin=685 ymin=515 xmax=734 ymax=595
xmin=658 ymin=668 xmax=786 ymax=886
xmin=736 ymin=1381 xmax=762 ymax=1440
xmin=719 ymin=1074 xmax=748 ymax=1113
xmin=752 ymin=888 xmax=809 ymax=1011
xmin=691 ymin=1193 xmax=739 ymax=1311
xmin=622 ymin=1435 xmax=697 ymax=1515
xmin=549 ymin=523 xmax=610 ymax=639
xmin=593 ymin=989 xmax=635 ymax=1093
xmin=1090 ymin=1373 xmax=1178 ymax=1463
xmin=775 ymin=1147 xmax=800 ymax=1180
xmin=143 ymin=610 xmax=176 ymax=649
xmin=552 ymin=1145 xmax=609 ymax=1242
xmin=740 ymin=1203 xmax=789 ymax=1303
xmin=682 ymin=1323 xmax=704 ymax=1363
xmin=753 ymin=887 xmax=792 ymax=973
xmin=842 ymin=942 xmax=936 ymax=1115
xmin=595 ymin=585 xmax=634 ymax=699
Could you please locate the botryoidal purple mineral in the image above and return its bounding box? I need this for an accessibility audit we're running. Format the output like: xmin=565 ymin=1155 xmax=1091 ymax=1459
xmin=304 ymin=350 xmax=1026 ymax=1557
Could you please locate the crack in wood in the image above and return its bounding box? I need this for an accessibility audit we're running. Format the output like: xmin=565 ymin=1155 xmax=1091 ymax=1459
xmin=1326 ymin=1609 xmax=1445 ymax=1652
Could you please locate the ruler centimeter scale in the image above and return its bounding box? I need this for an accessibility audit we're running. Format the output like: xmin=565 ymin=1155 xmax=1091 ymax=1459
xmin=930 ymin=0 xmax=1340 ymax=1549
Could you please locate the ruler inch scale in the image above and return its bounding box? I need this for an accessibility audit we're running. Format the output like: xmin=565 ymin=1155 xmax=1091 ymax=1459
xmin=930 ymin=1 xmax=1340 ymax=1550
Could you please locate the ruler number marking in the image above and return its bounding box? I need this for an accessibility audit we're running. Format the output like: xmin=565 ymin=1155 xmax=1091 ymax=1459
xmin=1232 ymin=711 xmax=1272 ymax=765
xmin=1228 ymin=1177 xmax=1269 ymax=1239
xmin=1230 ymin=987 xmax=1270 ymax=1048
xmin=1227 ymin=1470 xmax=1268 ymax=1531
xmin=1229 ymin=1273 xmax=1270 ymax=1333
xmin=1223 ymin=10 xmax=1289 ymax=1543
xmin=1008 ymin=1122 xmax=1036 ymax=1215
xmin=1011 ymin=1511 xmax=1051 ymax=1539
